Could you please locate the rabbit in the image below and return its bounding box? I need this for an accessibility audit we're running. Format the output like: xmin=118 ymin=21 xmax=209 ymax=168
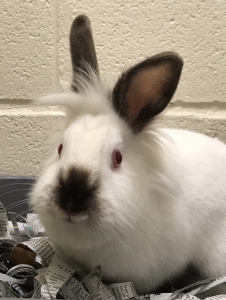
xmin=30 ymin=14 xmax=226 ymax=295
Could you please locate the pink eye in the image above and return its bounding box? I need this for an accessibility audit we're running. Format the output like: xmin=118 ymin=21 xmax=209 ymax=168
xmin=111 ymin=150 xmax=122 ymax=169
xmin=58 ymin=143 xmax=63 ymax=156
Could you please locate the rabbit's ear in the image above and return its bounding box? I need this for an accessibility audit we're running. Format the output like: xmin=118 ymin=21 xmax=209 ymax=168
xmin=112 ymin=52 xmax=183 ymax=133
xmin=70 ymin=15 xmax=99 ymax=91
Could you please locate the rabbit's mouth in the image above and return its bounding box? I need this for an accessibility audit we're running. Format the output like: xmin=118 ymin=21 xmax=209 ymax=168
xmin=56 ymin=204 xmax=89 ymax=224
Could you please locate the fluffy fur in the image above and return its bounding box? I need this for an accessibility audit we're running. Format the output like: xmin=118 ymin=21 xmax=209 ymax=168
xmin=30 ymin=15 xmax=226 ymax=295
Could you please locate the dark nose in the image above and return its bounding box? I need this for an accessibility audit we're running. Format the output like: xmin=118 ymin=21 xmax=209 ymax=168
xmin=56 ymin=167 xmax=99 ymax=215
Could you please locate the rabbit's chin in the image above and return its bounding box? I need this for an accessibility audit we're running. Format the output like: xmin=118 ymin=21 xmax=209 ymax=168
xmin=36 ymin=205 xmax=109 ymax=250
xmin=37 ymin=207 xmax=91 ymax=230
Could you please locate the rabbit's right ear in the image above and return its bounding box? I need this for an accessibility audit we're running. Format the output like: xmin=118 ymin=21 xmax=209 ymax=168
xmin=112 ymin=52 xmax=183 ymax=133
xmin=70 ymin=15 xmax=99 ymax=91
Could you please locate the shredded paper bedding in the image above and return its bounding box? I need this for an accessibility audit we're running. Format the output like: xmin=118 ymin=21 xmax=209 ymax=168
xmin=0 ymin=201 xmax=225 ymax=300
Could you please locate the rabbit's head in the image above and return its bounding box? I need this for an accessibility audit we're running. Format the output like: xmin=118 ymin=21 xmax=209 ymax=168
xmin=31 ymin=15 xmax=183 ymax=250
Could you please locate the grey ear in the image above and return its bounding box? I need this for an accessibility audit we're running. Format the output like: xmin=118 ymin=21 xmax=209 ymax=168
xmin=112 ymin=52 xmax=183 ymax=133
xmin=70 ymin=15 xmax=99 ymax=91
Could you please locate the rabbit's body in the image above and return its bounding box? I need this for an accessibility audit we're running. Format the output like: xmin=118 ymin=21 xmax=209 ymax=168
xmin=30 ymin=15 xmax=226 ymax=295
xmin=32 ymin=127 xmax=226 ymax=294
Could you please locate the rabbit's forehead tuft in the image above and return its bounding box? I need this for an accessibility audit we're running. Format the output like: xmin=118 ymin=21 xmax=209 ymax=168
xmin=60 ymin=113 xmax=123 ymax=170
xmin=64 ymin=113 xmax=120 ymax=141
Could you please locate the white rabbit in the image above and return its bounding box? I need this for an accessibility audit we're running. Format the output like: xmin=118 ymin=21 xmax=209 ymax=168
xmin=30 ymin=15 xmax=226 ymax=295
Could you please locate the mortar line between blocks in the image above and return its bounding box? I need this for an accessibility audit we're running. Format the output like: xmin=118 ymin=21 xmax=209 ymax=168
xmin=171 ymin=100 xmax=226 ymax=110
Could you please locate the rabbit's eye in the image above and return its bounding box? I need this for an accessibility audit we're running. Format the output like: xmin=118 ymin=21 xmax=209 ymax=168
xmin=111 ymin=150 xmax=122 ymax=169
xmin=58 ymin=143 xmax=63 ymax=156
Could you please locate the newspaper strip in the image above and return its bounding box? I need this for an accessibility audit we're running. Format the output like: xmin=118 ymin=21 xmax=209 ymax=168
xmin=40 ymin=253 xmax=75 ymax=299
xmin=173 ymin=294 xmax=199 ymax=300
xmin=0 ymin=220 xmax=8 ymax=238
xmin=0 ymin=273 xmax=27 ymax=284
xmin=168 ymin=277 xmax=226 ymax=300
xmin=168 ymin=279 xmax=213 ymax=300
xmin=23 ymin=237 xmax=54 ymax=265
xmin=32 ymin=277 xmax=43 ymax=299
xmin=188 ymin=277 xmax=226 ymax=296
xmin=8 ymin=221 xmax=28 ymax=237
xmin=83 ymin=271 xmax=116 ymax=300
xmin=109 ymin=282 xmax=139 ymax=300
xmin=26 ymin=213 xmax=45 ymax=235
xmin=139 ymin=293 xmax=173 ymax=300
xmin=32 ymin=268 xmax=48 ymax=299
xmin=0 ymin=202 xmax=8 ymax=219
xmin=0 ymin=280 xmax=20 ymax=298
xmin=207 ymin=296 xmax=226 ymax=300
xmin=0 ymin=202 xmax=8 ymax=237
xmin=35 ymin=273 xmax=54 ymax=299
xmin=57 ymin=272 xmax=91 ymax=300
xmin=8 ymin=213 xmax=21 ymax=243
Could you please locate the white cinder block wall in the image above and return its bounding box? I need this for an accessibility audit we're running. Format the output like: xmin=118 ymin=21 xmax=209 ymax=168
xmin=0 ymin=0 xmax=226 ymax=175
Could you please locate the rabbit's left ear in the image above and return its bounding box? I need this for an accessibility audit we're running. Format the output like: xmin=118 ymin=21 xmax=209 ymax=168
xmin=70 ymin=15 xmax=99 ymax=91
xmin=112 ymin=52 xmax=183 ymax=133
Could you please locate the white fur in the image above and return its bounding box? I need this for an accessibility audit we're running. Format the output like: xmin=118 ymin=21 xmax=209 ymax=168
xmin=31 ymin=77 xmax=226 ymax=295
